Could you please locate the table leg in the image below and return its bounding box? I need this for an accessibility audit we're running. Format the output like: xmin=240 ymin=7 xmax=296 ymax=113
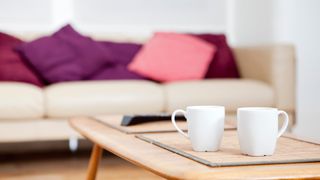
xmin=87 ymin=144 xmax=103 ymax=180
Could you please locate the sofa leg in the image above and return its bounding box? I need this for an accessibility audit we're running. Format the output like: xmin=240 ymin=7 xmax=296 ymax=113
xmin=69 ymin=135 xmax=78 ymax=152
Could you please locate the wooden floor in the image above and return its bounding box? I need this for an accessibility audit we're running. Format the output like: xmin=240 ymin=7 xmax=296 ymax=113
xmin=0 ymin=150 xmax=163 ymax=180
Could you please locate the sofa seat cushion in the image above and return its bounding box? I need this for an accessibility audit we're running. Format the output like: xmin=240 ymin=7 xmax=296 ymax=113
xmin=45 ymin=80 xmax=164 ymax=118
xmin=0 ymin=82 xmax=44 ymax=120
xmin=164 ymin=79 xmax=274 ymax=113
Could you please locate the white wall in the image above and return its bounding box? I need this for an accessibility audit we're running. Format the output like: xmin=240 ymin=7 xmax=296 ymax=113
xmin=74 ymin=0 xmax=226 ymax=35
xmin=274 ymin=0 xmax=320 ymax=141
xmin=0 ymin=0 xmax=227 ymax=36
xmin=231 ymin=0 xmax=275 ymax=45
xmin=0 ymin=0 xmax=53 ymax=32
xmin=232 ymin=0 xmax=320 ymax=141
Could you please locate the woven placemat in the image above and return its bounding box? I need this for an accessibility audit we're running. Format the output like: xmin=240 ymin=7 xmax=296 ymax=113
xmin=136 ymin=131 xmax=320 ymax=167
xmin=94 ymin=115 xmax=236 ymax=134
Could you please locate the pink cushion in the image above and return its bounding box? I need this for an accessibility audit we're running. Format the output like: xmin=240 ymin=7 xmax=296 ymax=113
xmin=128 ymin=32 xmax=216 ymax=82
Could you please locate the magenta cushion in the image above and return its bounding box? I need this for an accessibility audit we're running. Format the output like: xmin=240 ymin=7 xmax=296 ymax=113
xmin=16 ymin=25 xmax=114 ymax=84
xmin=128 ymin=32 xmax=216 ymax=82
xmin=193 ymin=34 xmax=240 ymax=78
xmin=0 ymin=32 xmax=43 ymax=86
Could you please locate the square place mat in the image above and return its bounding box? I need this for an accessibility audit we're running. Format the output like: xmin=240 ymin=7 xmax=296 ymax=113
xmin=93 ymin=115 xmax=236 ymax=134
xmin=136 ymin=130 xmax=320 ymax=167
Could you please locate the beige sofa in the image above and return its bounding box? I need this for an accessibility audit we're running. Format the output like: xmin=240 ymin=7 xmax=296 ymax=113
xmin=0 ymin=35 xmax=296 ymax=151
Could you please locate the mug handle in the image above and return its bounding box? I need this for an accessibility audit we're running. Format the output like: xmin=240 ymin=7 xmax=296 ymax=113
xmin=277 ymin=110 xmax=290 ymax=138
xmin=171 ymin=109 xmax=189 ymax=138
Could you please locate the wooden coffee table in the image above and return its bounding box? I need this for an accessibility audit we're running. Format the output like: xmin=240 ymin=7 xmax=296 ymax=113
xmin=69 ymin=116 xmax=320 ymax=180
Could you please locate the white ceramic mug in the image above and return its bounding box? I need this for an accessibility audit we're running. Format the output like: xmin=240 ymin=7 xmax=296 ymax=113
xmin=171 ymin=106 xmax=225 ymax=152
xmin=237 ymin=107 xmax=289 ymax=156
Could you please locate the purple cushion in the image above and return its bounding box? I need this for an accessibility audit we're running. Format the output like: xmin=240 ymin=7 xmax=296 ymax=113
xmin=89 ymin=41 xmax=145 ymax=80
xmin=192 ymin=34 xmax=240 ymax=78
xmin=99 ymin=41 xmax=142 ymax=65
xmin=17 ymin=25 xmax=114 ymax=84
xmin=0 ymin=32 xmax=43 ymax=86
xmin=91 ymin=65 xmax=146 ymax=80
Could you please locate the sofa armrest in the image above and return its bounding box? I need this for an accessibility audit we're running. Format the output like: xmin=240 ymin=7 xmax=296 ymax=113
xmin=232 ymin=44 xmax=296 ymax=113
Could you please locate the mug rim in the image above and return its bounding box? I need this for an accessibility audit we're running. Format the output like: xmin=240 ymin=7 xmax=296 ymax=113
xmin=238 ymin=107 xmax=277 ymax=111
xmin=187 ymin=105 xmax=225 ymax=110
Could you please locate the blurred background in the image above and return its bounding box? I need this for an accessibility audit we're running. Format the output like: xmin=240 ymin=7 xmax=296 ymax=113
xmin=0 ymin=0 xmax=319 ymax=139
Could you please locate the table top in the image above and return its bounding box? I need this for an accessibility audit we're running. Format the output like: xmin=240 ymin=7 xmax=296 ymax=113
xmin=69 ymin=116 xmax=320 ymax=180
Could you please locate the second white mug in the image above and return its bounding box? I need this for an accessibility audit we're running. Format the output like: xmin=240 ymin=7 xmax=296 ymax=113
xmin=237 ymin=107 xmax=289 ymax=156
xmin=171 ymin=106 xmax=225 ymax=152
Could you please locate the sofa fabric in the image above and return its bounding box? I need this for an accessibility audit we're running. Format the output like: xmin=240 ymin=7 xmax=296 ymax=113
xmin=164 ymin=79 xmax=274 ymax=113
xmin=0 ymin=82 xmax=44 ymax=119
xmin=17 ymin=25 xmax=114 ymax=84
xmin=0 ymin=31 xmax=296 ymax=146
xmin=44 ymin=79 xmax=274 ymax=118
xmin=129 ymin=32 xmax=216 ymax=82
xmin=45 ymin=80 xmax=164 ymax=118
xmin=0 ymin=43 xmax=295 ymax=121
xmin=0 ymin=32 xmax=43 ymax=86
xmin=0 ymin=119 xmax=78 ymax=143
xmin=233 ymin=45 xmax=295 ymax=112
xmin=194 ymin=34 xmax=240 ymax=78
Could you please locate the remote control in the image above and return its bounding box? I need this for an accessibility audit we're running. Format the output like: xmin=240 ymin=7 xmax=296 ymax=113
xmin=121 ymin=114 xmax=185 ymax=126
